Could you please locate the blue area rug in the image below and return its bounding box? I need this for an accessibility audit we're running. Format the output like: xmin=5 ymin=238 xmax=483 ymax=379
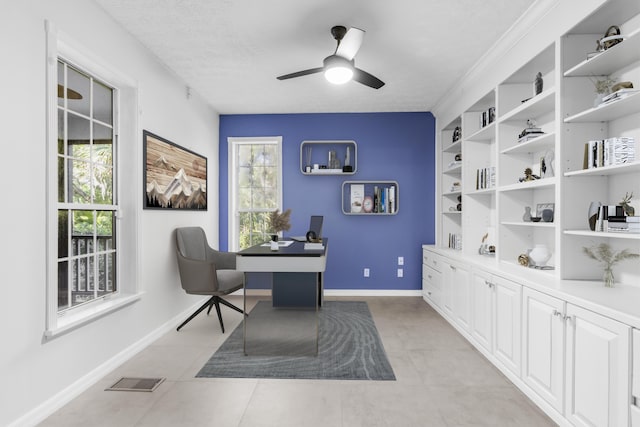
xmin=196 ymin=301 xmax=396 ymax=381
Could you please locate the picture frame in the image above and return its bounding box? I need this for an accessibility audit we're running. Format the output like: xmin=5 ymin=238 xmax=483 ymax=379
xmin=536 ymin=202 xmax=554 ymax=222
xmin=143 ymin=130 xmax=207 ymax=210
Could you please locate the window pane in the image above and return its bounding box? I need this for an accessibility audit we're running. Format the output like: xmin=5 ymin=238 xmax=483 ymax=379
xmin=238 ymin=188 xmax=252 ymax=209
xmin=57 ymin=61 xmax=64 ymax=107
xmin=93 ymin=164 xmax=113 ymax=204
xmin=238 ymin=145 xmax=252 ymax=166
xmin=93 ymin=80 xmax=113 ymax=124
xmin=262 ymin=144 xmax=278 ymax=166
xmin=58 ymin=261 xmax=69 ymax=310
xmin=66 ymin=66 xmax=90 ymax=116
xmin=238 ymin=166 xmax=251 ymax=187
xmin=57 ymin=155 xmax=65 ymax=203
xmin=263 ymin=188 xmax=278 ymax=209
xmin=71 ymin=257 xmax=92 ymax=307
xmin=57 ymin=109 xmax=65 ymax=153
xmin=97 ymin=253 xmax=116 ymax=295
xmin=58 ymin=210 xmax=69 ymax=258
xmin=251 ymin=190 xmax=265 ymax=207
xmin=72 ymin=210 xmax=94 ymax=238
xmin=96 ymin=211 xmax=113 ymax=238
xmin=68 ymin=115 xmax=90 ymax=155
xmin=93 ymin=128 xmax=113 ymax=166
xmin=70 ymin=158 xmax=91 ymax=203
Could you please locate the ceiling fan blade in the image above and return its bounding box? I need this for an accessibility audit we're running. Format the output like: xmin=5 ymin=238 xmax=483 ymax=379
xmin=336 ymin=27 xmax=364 ymax=60
xmin=353 ymin=68 xmax=385 ymax=89
xmin=277 ymin=67 xmax=324 ymax=80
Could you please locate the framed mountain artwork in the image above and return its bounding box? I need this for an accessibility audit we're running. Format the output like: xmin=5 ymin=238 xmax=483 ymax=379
xmin=143 ymin=130 xmax=207 ymax=210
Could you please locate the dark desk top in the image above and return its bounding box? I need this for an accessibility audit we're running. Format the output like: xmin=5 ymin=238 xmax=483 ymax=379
xmin=238 ymin=238 xmax=328 ymax=257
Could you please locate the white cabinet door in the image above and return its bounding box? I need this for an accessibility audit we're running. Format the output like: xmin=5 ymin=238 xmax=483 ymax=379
xmin=633 ymin=329 xmax=640 ymax=427
xmin=449 ymin=262 xmax=471 ymax=332
xmin=565 ymin=304 xmax=630 ymax=427
xmin=441 ymin=261 xmax=455 ymax=317
xmin=470 ymin=269 xmax=493 ymax=352
xmin=522 ymin=288 xmax=565 ymax=413
xmin=493 ymin=276 xmax=521 ymax=376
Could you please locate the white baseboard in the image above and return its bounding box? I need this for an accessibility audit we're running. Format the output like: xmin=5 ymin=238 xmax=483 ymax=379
xmin=238 ymin=289 xmax=422 ymax=297
xmin=10 ymin=301 xmax=205 ymax=427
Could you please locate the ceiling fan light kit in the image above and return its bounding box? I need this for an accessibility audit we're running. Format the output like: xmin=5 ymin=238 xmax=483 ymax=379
xmin=323 ymin=55 xmax=354 ymax=84
xmin=277 ymin=25 xmax=384 ymax=89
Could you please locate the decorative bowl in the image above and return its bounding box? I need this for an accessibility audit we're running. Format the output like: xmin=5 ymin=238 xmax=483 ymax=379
xmin=531 ymin=217 xmax=542 ymax=222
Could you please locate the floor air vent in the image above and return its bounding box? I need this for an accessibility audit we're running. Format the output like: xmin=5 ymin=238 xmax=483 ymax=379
xmin=105 ymin=377 xmax=165 ymax=392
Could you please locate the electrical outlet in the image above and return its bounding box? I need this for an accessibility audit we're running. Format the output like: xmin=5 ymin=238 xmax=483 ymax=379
xmin=398 ymin=256 xmax=404 ymax=265
xmin=364 ymin=268 xmax=370 ymax=277
xmin=397 ymin=268 xmax=403 ymax=278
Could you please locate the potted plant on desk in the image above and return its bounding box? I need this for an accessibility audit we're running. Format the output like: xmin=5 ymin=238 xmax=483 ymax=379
xmin=268 ymin=208 xmax=291 ymax=250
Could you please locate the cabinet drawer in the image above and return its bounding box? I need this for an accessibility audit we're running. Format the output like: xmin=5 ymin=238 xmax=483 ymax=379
xmin=422 ymin=264 xmax=442 ymax=290
xmin=422 ymin=250 xmax=442 ymax=272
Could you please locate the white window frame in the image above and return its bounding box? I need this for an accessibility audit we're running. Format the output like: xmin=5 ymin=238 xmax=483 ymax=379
xmin=45 ymin=21 xmax=141 ymax=338
xmin=227 ymin=136 xmax=283 ymax=251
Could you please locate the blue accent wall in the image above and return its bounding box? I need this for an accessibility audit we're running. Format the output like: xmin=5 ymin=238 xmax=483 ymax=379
xmin=219 ymin=112 xmax=435 ymax=291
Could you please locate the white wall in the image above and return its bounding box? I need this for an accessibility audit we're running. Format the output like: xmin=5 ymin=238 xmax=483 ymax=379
xmin=0 ymin=1 xmax=219 ymax=425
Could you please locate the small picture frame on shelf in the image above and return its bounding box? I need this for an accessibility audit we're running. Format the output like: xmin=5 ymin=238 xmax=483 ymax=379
xmin=536 ymin=203 xmax=555 ymax=222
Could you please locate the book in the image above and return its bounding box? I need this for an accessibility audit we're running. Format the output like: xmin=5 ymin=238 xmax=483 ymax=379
xmin=350 ymin=184 xmax=364 ymax=213
xmin=304 ymin=242 xmax=324 ymax=250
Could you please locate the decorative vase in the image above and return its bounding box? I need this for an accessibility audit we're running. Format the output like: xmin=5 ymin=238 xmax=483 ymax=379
xmin=542 ymin=209 xmax=554 ymax=222
xmin=529 ymin=244 xmax=551 ymax=267
xmin=345 ymin=146 xmax=351 ymax=167
xmin=588 ymin=201 xmax=601 ymax=231
xmin=603 ymin=266 xmax=614 ymax=288
xmin=270 ymin=234 xmax=279 ymax=251
xmin=522 ymin=206 xmax=532 ymax=222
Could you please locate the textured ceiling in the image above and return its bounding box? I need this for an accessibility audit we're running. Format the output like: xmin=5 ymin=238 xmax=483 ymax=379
xmin=94 ymin=0 xmax=536 ymax=114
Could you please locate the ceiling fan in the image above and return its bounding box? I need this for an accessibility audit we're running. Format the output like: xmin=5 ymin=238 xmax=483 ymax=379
xmin=277 ymin=25 xmax=385 ymax=89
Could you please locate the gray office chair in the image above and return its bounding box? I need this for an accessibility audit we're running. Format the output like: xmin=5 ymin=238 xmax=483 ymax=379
xmin=175 ymin=227 xmax=244 ymax=333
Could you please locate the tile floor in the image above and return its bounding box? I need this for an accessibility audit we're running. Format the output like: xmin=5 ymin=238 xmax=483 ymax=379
xmin=39 ymin=296 xmax=556 ymax=427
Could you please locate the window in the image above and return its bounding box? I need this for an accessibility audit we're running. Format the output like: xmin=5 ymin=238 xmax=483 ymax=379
xmin=46 ymin=22 xmax=140 ymax=337
xmin=228 ymin=137 xmax=283 ymax=251
xmin=56 ymin=59 xmax=117 ymax=311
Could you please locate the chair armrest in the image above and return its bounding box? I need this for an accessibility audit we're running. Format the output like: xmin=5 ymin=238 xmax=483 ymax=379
xmin=176 ymin=251 xmax=220 ymax=292
xmin=207 ymin=247 xmax=237 ymax=270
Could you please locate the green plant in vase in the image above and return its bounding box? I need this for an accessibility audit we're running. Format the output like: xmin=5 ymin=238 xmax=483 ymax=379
xmin=582 ymin=243 xmax=639 ymax=287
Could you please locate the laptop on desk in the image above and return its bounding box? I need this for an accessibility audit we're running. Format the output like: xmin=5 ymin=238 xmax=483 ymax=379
xmin=290 ymin=215 xmax=323 ymax=242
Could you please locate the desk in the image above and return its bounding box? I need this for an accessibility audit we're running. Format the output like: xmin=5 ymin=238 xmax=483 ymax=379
xmin=236 ymin=239 xmax=327 ymax=355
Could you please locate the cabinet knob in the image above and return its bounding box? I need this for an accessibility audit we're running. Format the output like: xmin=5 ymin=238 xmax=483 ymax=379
xmin=450 ymin=265 xmax=456 ymax=271
xmin=564 ymin=315 xmax=573 ymax=323
xmin=428 ymin=275 xmax=432 ymax=279
xmin=484 ymin=280 xmax=493 ymax=288
xmin=553 ymin=310 xmax=563 ymax=317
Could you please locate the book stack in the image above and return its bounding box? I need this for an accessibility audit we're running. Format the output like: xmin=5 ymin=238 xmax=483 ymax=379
xmin=627 ymin=216 xmax=640 ymax=233
xmin=373 ymin=185 xmax=396 ymax=214
xmin=584 ymin=137 xmax=635 ymax=169
xmin=517 ymin=126 xmax=545 ymax=144
xmin=476 ymin=167 xmax=495 ymax=190
xmin=448 ymin=233 xmax=462 ymax=250
xmin=601 ymin=88 xmax=640 ymax=104
xmin=595 ymin=206 xmax=640 ymax=233
xmin=480 ymin=107 xmax=495 ymax=128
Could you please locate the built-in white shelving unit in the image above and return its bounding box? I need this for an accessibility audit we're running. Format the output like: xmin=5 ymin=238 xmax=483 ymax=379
xmin=428 ymin=2 xmax=640 ymax=426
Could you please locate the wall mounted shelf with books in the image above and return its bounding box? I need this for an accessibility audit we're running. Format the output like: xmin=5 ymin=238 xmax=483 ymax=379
xmin=300 ymin=140 xmax=357 ymax=175
xmin=341 ymin=181 xmax=399 ymax=215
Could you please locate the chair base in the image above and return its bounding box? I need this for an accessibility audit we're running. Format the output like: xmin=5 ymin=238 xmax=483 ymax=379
xmin=176 ymin=296 xmax=244 ymax=333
